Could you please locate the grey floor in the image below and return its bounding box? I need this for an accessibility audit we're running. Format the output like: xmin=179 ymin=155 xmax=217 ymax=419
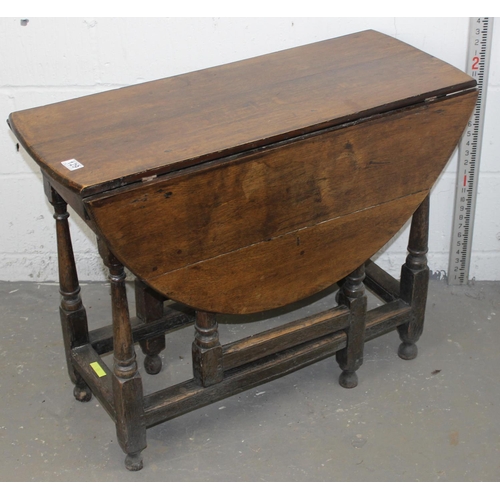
xmin=1 ymin=278 xmax=500 ymax=482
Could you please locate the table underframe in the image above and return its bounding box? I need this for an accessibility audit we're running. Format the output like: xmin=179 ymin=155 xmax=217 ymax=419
xmin=47 ymin=183 xmax=430 ymax=471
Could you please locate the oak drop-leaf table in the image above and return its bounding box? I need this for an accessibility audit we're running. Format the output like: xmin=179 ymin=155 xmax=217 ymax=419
xmin=8 ymin=30 xmax=477 ymax=470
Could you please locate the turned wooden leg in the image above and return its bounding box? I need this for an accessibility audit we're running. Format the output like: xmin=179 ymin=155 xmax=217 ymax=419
xmin=98 ymin=240 xmax=147 ymax=471
xmin=135 ymin=278 xmax=166 ymax=375
xmin=192 ymin=311 xmax=223 ymax=387
xmin=336 ymin=264 xmax=367 ymax=388
xmin=47 ymin=183 xmax=92 ymax=402
xmin=397 ymin=195 xmax=430 ymax=360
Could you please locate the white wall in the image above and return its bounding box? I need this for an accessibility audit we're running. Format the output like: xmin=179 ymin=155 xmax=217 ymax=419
xmin=1 ymin=17 xmax=499 ymax=282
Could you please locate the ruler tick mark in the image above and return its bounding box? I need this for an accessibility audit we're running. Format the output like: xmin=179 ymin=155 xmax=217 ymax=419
xmin=448 ymin=17 xmax=493 ymax=285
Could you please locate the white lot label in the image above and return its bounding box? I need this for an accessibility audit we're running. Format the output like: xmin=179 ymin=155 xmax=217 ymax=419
xmin=61 ymin=159 xmax=84 ymax=171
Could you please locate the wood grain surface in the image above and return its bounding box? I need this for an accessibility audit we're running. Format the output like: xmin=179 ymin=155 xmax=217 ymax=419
xmin=8 ymin=29 xmax=480 ymax=469
xmin=85 ymin=90 xmax=476 ymax=313
xmin=146 ymin=192 xmax=428 ymax=313
xmin=8 ymin=30 xmax=475 ymax=196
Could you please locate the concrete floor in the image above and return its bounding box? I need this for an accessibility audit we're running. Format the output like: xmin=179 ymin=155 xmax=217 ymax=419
xmin=1 ymin=278 xmax=500 ymax=482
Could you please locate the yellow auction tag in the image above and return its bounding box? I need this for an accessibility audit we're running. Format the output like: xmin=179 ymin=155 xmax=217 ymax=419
xmin=90 ymin=361 xmax=107 ymax=378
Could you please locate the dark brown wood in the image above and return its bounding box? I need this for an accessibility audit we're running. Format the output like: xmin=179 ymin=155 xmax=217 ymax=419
xmin=71 ymin=344 xmax=115 ymax=420
xmin=192 ymin=311 xmax=223 ymax=387
xmin=85 ymin=91 xmax=476 ymax=314
xmin=147 ymin=192 xmax=428 ymax=313
xmin=88 ymin=305 xmax=195 ymax=355
xmin=398 ymin=195 xmax=430 ymax=360
xmin=47 ymin=182 xmax=92 ymax=402
xmin=86 ymin=92 xmax=476 ymax=277
xmin=336 ymin=264 xmax=367 ymax=388
xmin=364 ymin=259 xmax=400 ymax=303
xmin=142 ymin=295 xmax=417 ymax=429
xmin=135 ymin=278 xmax=165 ymax=321
xmin=43 ymin=172 xmax=95 ymax=230
xmin=135 ymin=278 xmax=166 ymax=375
xmin=222 ymin=306 xmax=350 ymax=371
xmin=8 ymin=30 xmax=475 ymax=198
xmin=10 ymin=30 xmax=478 ymax=471
xmin=364 ymin=300 xmax=412 ymax=342
xmin=98 ymin=240 xmax=146 ymax=471
xmin=144 ymin=330 xmax=348 ymax=428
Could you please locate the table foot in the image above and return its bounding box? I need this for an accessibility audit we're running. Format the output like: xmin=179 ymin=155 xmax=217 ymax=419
xmin=73 ymin=382 xmax=92 ymax=402
xmin=398 ymin=195 xmax=428 ymax=363
xmin=135 ymin=279 xmax=166 ymax=376
xmin=144 ymin=354 xmax=162 ymax=375
xmin=398 ymin=341 xmax=418 ymax=360
xmin=336 ymin=264 xmax=366 ymax=389
xmin=140 ymin=336 xmax=165 ymax=375
xmin=125 ymin=452 xmax=143 ymax=471
xmin=339 ymin=370 xmax=358 ymax=389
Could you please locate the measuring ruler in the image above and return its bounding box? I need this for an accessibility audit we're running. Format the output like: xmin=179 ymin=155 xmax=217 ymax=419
xmin=448 ymin=17 xmax=494 ymax=285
